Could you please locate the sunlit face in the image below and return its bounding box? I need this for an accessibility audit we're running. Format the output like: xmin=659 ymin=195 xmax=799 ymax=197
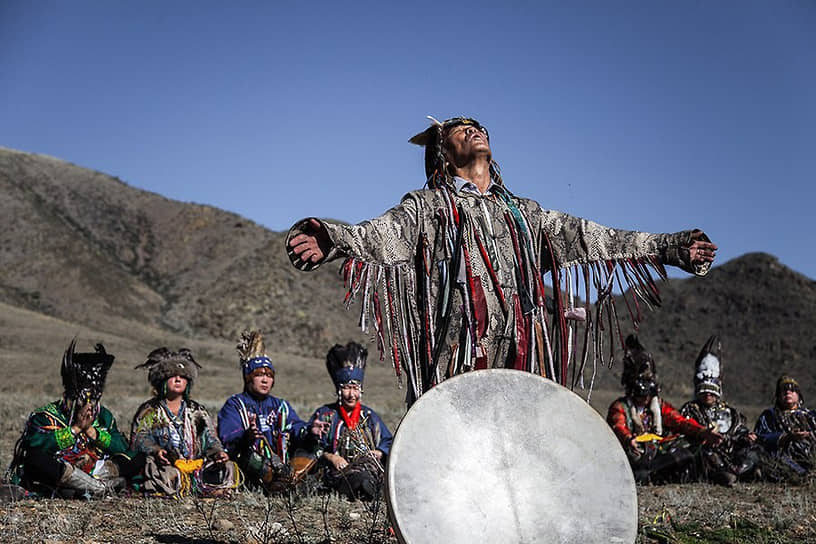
xmin=698 ymin=392 xmax=718 ymax=407
xmin=339 ymin=382 xmax=361 ymax=411
xmin=166 ymin=375 xmax=188 ymax=398
xmin=442 ymin=123 xmax=491 ymax=167
xmin=247 ymin=368 xmax=275 ymax=397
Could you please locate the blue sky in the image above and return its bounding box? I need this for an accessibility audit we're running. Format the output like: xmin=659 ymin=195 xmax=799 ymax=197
xmin=2 ymin=1 xmax=814 ymax=279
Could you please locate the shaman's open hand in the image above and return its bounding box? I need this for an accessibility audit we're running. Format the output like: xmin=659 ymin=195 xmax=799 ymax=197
xmin=288 ymin=218 xmax=331 ymax=264
xmin=687 ymin=230 xmax=718 ymax=265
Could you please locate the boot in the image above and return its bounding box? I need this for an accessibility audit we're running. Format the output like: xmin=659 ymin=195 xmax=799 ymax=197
xmin=59 ymin=463 xmax=106 ymax=497
xmin=93 ymin=460 xmax=119 ymax=480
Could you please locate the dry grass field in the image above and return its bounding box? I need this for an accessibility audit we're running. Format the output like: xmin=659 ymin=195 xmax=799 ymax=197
xmin=2 ymin=302 xmax=816 ymax=543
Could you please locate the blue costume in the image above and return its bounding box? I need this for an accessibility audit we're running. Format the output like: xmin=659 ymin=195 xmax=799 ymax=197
xmin=216 ymin=330 xmax=309 ymax=493
xmin=310 ymin=402 xmax=392 ymax=462
xmin=755 ymin=376 xmax=816 ymax=476
xmin=313 ymin=341 xmax=393 ymax=501
xmin=218 ymin=392 xmax=308 ymax=464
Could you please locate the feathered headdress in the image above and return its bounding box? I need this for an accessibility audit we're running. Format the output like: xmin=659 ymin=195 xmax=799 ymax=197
xmin=693 ymin=335 xmax=722 ymax=398
xmin=237 ymin=330 xmax=275 ymax=381
xmin=61 ymin=337 xmax=115 ymax=403
xmin=134 ymin=347 xmax=201 ymax=392
xmin=326 ymin=342 xmax=367 ymax=389
xmin=621 ymin=334 xmax=658 ymax=396
xmin=409 ymin=116 xmax=504 ymax=190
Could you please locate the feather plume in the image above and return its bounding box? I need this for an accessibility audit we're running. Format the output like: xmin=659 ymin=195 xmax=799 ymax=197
xmin=237 ymin=330 xmax=267 ymax=364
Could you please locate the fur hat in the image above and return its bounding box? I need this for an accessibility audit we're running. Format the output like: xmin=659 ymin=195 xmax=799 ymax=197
xmin=326 ymin=342 xmax=367 ymax=389
xmin=237 ymin=330 xmax=275 ymax=381
xmin=694 ymin=335 xmax=722 ymax=398
xmin=409 ymin=116 xmax=503 ymax=190
xmin=61 ymin=337 xmax=115 ymax=403
xmin=621 ymin=334 xmax=658 ymax=397
xmin=135 ymin=348 xmax=200 ymax=392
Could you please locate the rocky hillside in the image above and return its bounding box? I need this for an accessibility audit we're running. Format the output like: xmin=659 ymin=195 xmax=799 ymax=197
xmin=0 ymin=147 xmax=366 ymax=358
xmin=1 ymin=147 xmax=813 ymax=411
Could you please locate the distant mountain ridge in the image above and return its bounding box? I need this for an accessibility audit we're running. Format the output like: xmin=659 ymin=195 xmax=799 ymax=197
xmin=1 ymin=147 xmax=813 ymax=408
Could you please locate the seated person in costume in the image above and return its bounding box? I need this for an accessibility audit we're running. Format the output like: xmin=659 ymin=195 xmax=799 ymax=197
xmin=218 ymin=330 xmax=326 ymax=493
xmin=310 ymin=342 xmax=393 ymax=501
xmin=755 ymin=375 xmax=816 ymax=476
xmin=131 ymin=348 xmax=240 ymax=497
xmin=7 ymin=338 xmax=145 ymax=498
xmin=679 ymin=336 xmax=763 ymax=485
xmin=607 ymin=334 xmax=721 ymax=484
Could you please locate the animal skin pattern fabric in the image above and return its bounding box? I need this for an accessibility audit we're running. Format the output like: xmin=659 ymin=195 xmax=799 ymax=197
xmin=288 ymin=186 xmax=709 ymax=405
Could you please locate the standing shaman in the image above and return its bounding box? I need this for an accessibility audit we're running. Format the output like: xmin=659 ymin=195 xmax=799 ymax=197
xmin=288 ymin=116 xmax=717 ymax=405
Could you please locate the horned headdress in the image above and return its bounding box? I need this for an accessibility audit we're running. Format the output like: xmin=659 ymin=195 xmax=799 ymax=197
xmin=326 ymin=342 xmax=367 ymax=390
xmin=237 ymin=330 xmax=275 ymax=381
xmin=61 ymin=337 xmax=115 ymax=404
xmin=693 ymin=335 xmax=722 ymax=398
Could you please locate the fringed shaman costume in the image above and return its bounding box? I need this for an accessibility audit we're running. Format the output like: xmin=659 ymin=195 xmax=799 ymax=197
xmin=755 ymin=375 xmax=816 ymax=476
xmin=7 ymin=338 xmax=144 ymax=497
xmin=606 ymin=335 xmax=708 ymax=484
xmin=311 ymin=342 xmax=393 ymax=501
xmin=287 ymin=117 xmax=711 ymax=405
xmin=218 ymin=330 xmax=310 ymax=493
xmin=131 ymin=348 xmax=240 ymax=497
xmin=679 ymin=336 xmax=764 ymax=484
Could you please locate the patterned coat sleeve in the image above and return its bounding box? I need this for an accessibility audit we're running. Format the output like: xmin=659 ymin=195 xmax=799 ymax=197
xmin=660 ymin=399 xmax=707 ymax=438
xmin=529 ymin=203 xmax=711 ymax=276
xmin=755 ymin=408 xmax=783 ymax=451
xmin=287 ymin=192 xmax=425 ymax=270
xmin=217 ymin=395 xmax=246 ymax=453
xmin=282 ymin=400 xmax=309 ymax=442
xmin=366 ymin=409 xmax=393 ymax=456
xmin=130 ymin=402 xmax=164 ymax=456
xmin=607 ymin=398 xmax=633 ymax=446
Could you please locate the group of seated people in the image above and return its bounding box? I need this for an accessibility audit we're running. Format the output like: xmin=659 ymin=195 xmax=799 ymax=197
xmin=4 ymin=330 xmax=814 ymax=501
xmin=5 ymin=332 xmax=392 ymax=501
xmin=607 ymin=334 xmax=816 ymax=486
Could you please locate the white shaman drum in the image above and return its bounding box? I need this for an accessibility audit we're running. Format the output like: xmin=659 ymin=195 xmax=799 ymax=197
xmin=386 ymin=369 xmax=637 ymax=544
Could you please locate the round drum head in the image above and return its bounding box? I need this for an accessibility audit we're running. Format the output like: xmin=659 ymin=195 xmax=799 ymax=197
xmin=386 ymin=369 xmax=637 ymax=544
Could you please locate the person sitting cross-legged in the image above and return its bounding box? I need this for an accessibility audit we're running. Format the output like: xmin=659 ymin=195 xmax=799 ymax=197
xmin=607 ymin=335 xmax=722 ymax=485
xmin=218 ymin=330 xmax=327 ymax=494
xmin=7 ymin=338 xmax=145 ymax=498
xmin=131 ymin=348 xmax=240 ymax=497
xmin=309 ymin=342 xmax=392 ymax=501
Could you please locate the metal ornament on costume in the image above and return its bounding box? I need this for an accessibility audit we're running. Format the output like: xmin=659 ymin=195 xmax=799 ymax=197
xmin=694 ymin=335 xmax=723 ymax=398
xmin=61 ymin=337 xmax=115 ymax=403
xmin=386 ymin=369 xmax=637 ymax=544
xmin=326 ymin=342 xmax=367 ymax=389
xmin=237 ymin=330 xmax=275 ymax=381
xmin=134 ymin=347 xmax=201 ymax=391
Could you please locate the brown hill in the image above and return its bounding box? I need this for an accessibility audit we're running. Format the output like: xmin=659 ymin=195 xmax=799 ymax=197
xmin=1 ymin=146 xmax=814 ymax=420
xmin=0 ymin=147 xmax=367 ymax=357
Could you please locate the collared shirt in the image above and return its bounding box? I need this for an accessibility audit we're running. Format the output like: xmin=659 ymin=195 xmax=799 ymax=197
xmin=454 ymin=176 xmax=496 ymax=196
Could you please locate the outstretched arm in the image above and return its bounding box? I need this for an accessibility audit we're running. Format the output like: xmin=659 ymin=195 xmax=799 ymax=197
xmin=286 ymin=192 xmax=425 ymax=271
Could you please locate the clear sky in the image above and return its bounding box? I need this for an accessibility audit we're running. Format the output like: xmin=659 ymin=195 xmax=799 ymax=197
xmin=2 ymin=1 xmax=814 ymax=279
